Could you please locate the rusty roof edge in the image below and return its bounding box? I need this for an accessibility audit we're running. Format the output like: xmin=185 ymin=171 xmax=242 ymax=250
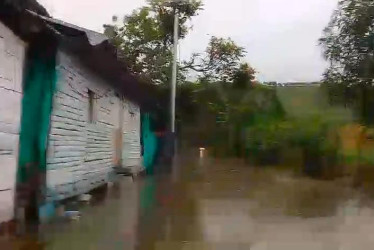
xmin=2 ymin=7 xmax=156 ymax=109
xmin=25 ymin=10 xmax=108 ymax=46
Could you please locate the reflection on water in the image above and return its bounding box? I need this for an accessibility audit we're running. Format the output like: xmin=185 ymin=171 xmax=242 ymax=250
xmin=4 ymin=153 xmax=374 ymax=249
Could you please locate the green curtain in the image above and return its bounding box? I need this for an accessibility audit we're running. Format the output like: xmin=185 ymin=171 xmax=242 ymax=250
xmin=141 ymin=113 xmax=158 ymax=173
xmin=16 ymin=41 xmax=57 ymax=219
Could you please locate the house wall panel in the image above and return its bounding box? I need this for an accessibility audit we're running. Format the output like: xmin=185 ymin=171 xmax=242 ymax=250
xmin=122 ymin=101 xmax=142 ymax=168
xmin=0 ymin=22 xmax=26 ymax=223
xmin=47 ymin=52 xmax=131 ymax=200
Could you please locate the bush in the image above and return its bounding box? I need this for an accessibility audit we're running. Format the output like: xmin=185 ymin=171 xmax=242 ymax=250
xmin=245 ymin=120 xmax=291 ymax=166
xmin=245 ymin=117 xmax=340 ymax=177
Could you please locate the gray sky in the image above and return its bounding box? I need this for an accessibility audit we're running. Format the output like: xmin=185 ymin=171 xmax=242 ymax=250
xmin=38 ymin=0 xmax=338 ymax=82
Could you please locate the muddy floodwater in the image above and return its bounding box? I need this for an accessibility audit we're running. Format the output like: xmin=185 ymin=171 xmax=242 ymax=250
xmin=9 ymin=153 xmax=374 ymax=249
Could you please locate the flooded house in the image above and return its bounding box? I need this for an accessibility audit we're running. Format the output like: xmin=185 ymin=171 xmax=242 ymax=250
xmin=0 ymin=1 xmax=156 ymax=225
xmin=0 ymin=10 xmax=27 ymax=224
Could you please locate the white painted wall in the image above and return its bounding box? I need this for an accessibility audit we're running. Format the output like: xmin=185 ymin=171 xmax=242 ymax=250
xmin=0 ymin=22 xmax=26 ymax=223
xmin=122 ymin=100 xmax=142 ymax=168
xmin=46 ymin=51 xmax=141 ymax=201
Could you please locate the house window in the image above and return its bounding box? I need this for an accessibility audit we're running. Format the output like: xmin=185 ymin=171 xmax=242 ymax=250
xmin=88 ymin=89 xmax=97 ymax=123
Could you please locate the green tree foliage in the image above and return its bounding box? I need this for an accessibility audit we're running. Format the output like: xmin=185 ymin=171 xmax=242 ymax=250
xmin=320 ymin=0 xmax=374 ymax=85
xmin=104 ymin=0 xmax=202 ymax=85
xmin=232 ymin=63 xmax=256 ymax=89
xmin=183 ymin=59 xmax=257 ymax=151
xmin=184 ymin=36 xmax=247 ymax=83
xmin=103 ymin=0 xmax=254 ymax=89
xmin=181 ymin=37 xmax=257 ymax=132
xmin=320 ymin=0 xmax=374 ymax=124
xmin=104 ymin=0 xmax=260 ymax=156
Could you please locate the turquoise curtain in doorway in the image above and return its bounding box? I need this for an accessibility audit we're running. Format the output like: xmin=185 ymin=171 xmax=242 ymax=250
xmin=141 ymin=113 xmax=158 ymax=174
xmin=16 ymin=40 xmax=57 ymax=221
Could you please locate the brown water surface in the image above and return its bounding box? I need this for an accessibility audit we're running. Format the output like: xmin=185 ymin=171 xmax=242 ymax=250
xmin=6 ymin=152 xmax=374 ymax=249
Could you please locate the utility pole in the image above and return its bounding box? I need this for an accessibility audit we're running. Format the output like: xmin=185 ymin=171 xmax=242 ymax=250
xmin=171 ymin=5 xmax=179 ymax=134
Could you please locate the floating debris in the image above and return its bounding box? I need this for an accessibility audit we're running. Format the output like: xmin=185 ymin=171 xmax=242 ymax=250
xmin=64 ymin=211 xmax=81 ymax=221
xmin=78 ymin=194 xmax=92 ymax=202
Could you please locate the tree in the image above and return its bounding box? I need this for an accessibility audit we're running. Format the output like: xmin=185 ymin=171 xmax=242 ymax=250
xmin=232 ymin=63 xmax=256 ymax=89
xmin=320 ymin=0 xmax=374 ymax=85
xmin=319 ymin=0 xmax=374 ymax=123
xmin=104 ymin=0 xmax=202 ymax=85
xmin=104 ymin=0 xmax=259 ymax=153
xmin=184 ymin=36 xmax=247 ymax=83
xmin=104 ymin=1 xmax=253 ymax=87
xmin=176 ymin=36 xmax=257 ymax=154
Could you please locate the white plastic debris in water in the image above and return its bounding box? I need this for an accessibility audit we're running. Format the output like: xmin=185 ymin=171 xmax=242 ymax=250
xmin=64 ymin=211 xmax=81 ymax=221
xmin=78 ymin=194 xmax=92 ymax=202
xmin=199 ymin=147 xmax=206 ymax=158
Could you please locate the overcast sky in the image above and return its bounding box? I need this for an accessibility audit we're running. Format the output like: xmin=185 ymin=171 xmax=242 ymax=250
xmin=38 ymin=0 xmax=338 ymax=82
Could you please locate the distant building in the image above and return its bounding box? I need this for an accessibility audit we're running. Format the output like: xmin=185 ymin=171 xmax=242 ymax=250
xmin=263 ymin=81 xmax=321 ymax=87
xmin=277 ymin=82 xmax=321 ymax=87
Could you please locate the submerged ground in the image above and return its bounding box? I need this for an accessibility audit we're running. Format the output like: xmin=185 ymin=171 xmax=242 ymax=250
xmin=4 ymin=151 xmax=374 ymax=249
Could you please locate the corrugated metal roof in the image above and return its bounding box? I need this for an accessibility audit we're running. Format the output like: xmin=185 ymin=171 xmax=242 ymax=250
xmin=27 ymin=11 xmax=107 ymax=46
xmin=4 ymin=0 xmax=49 ymax=16
xmin=0 ymin=2 xmax=158 ymax=110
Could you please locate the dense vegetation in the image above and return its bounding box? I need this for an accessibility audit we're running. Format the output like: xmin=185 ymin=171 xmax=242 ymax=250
xmin=103 ymin=0 xmax=258 ymax=137
xmin=103 ymin=0 xmax=374 ymax=181
xmin=320 ymin=0 xmax=374 ymax=125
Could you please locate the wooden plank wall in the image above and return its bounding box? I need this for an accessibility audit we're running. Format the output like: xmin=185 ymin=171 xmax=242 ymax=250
xmin=122 ymin=100 xmax=142 ymax=168
xmin=0 ymin=23 xmax=26 ymax=223
xmin=46 ymin=51 xmax=122 ymax=201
